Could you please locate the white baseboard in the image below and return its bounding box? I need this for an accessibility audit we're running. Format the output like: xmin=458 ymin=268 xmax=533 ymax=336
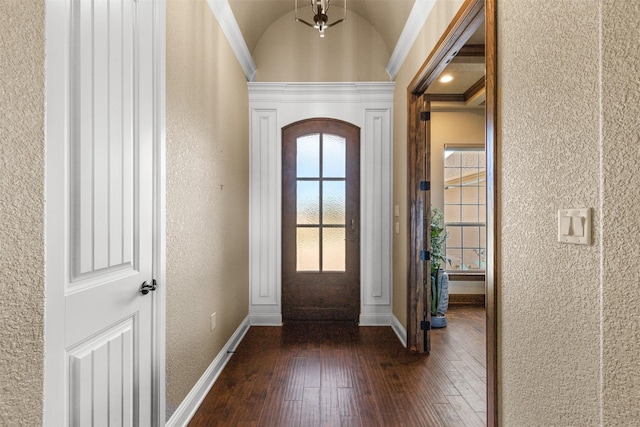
xmin=166 ymin=316 xmax=250 ymax=427
xmin=391 ymin=315 xmax=407 ymax=348
xmin=359 ymin=313 xmax=392 ymax=326
xmin=249 ymin=313 xmax=282 ymax=326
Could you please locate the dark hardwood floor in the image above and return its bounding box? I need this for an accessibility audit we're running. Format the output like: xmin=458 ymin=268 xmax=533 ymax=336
xmin=189 ymin=306 xmax=486 ymax=427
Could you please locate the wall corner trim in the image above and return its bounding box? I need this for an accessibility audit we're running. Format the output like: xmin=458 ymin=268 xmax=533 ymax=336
xmin=386 ymin=0 xmax=437 ymax=80
xmin=206 ymin=0 xmax=257 ymax=82
xmin=391 ymin=316 xmax=408 ymax=348
xmin=166 ymin=316 xmax=251 ymax=427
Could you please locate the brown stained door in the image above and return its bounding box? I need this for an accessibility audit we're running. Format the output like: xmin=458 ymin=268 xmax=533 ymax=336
xmin=282 ymin=118 xmax=360 ymax=321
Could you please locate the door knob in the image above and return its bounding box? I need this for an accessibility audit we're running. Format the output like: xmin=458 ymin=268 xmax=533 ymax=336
xmin=139 ymin=280 xmax=157 ymax=295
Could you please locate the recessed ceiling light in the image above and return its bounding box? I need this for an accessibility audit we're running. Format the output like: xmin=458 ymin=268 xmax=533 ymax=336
xmin=440 ymin=75 xmax=454 ymax=83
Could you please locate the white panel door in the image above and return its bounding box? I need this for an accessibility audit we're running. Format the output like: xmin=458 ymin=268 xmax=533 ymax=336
xmin=50 ymin=0 xmax=157 ymax=425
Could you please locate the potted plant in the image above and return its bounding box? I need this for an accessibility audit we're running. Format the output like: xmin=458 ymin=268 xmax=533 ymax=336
xmin=430 ymin=208 xmax=451 ymax=328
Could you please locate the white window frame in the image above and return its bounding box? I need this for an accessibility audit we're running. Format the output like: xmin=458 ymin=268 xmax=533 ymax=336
xmin=443 ymin=144 xmax=486 ymax=273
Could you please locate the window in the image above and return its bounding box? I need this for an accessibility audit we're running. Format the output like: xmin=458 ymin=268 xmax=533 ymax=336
xmin=296 ymin=133 xmax=347 ymax=272
xmin=443 ymin=146 xmax=486 ymax=271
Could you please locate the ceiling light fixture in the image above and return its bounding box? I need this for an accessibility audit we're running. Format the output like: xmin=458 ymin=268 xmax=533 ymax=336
xmin=295 ymin=0 xmax=346 ymax=38
xmin=440 ymin=75 xmax=454 ymax=83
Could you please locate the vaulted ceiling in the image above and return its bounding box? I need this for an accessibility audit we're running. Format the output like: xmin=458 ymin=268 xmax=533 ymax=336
xmin=223 ymin=0 xmax=485 ymax=106
xmin=227 ymin=0 xmax=417 ymax=55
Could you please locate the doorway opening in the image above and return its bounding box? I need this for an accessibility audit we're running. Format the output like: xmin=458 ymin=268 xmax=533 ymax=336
xmin=281 ymin=118 xmax=361 ymax=321
xmin=406 ymin=0 xmax=497 ymax=424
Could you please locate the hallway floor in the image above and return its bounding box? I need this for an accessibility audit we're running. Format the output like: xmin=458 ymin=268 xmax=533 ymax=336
xmin=189 ymin=306 xmax=486 ymax=426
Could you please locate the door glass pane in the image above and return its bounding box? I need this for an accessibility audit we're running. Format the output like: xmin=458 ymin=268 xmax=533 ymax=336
xmin=323 ymin=134 xmax=346 ymax=178
xmin=297 ymin=134 xmax=320 ymax=178
xmin=323 ymin=228 xmax=345 ymax=271
xmin=297 ymin=227 xmax=319 ymax=271
xmin=322 ymin=181 xmax=345 ymax=225
xmin=297 ymin=181 xmax=319 ymax=224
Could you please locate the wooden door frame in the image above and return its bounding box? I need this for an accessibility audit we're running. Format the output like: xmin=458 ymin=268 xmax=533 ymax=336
xmin=406 ymin=0 xmax=498 ymax=425
xmin=406 ymin=93 xmax=431 ymax=354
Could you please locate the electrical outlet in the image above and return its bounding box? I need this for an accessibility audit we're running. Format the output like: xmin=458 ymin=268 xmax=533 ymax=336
xmin=210 ymin=313 xmax=217 ymax=331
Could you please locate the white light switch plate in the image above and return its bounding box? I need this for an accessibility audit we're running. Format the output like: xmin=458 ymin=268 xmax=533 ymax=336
xmin=558 ymin=208 xmax=591 ymax=245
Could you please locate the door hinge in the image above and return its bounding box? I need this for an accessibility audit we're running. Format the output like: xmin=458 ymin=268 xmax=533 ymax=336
xmin=421 ymin=320 xmax=431 ymax=331
xmin=420 ymin=111 xmax=431 ymax=121
xmin=419 ymin=181 xmax=430 ymax=191
xmin=420 ymin=250 xmax=430 ymax=261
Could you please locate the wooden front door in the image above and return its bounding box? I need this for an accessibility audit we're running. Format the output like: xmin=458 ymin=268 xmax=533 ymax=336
xmin=282 ymin=118 xmax=360 ymax=321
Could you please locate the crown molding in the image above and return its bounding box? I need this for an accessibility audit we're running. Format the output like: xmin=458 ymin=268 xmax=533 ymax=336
xmin=206 ymin=0 xmax=257 ymax=82
xmin=247 ymin=82 xmax=395 ymax=104
xmin=386 ymin=0 xmax=437 ymax=80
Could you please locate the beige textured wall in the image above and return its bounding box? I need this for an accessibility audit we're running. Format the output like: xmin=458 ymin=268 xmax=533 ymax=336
xmin=498 ymin=0 xmax=640 ymax=424
xmin=391 ymin=0 xmax=464 ymax=327
xmin=0 ymin=1 xmax=46 ymax=425
xmin=601 ymin=1 xmax=640 ymax=423
xmin=253 ymin=10 xmax=389 ymax=82
xmin=166 ymin=0 xmax=250 ymax=418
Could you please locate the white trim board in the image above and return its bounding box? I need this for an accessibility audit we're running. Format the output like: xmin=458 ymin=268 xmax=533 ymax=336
xmin=391 ymin=316 xmax=408 ymax=348
xmin=206 ymin=0 xmax=257 ymax=82
xmin=166 ymin=316 xmax=251 ymax=427
xmin=248 ymin=82 xmax=395 ymax=326
xmin=152 ymin=0 xmax=167 ymax=423
xmin=386 ymin=0 xmax=437 ymax=80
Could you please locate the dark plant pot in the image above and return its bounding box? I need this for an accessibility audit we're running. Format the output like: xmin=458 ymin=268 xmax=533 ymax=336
xmin=432 ymin=313 xmax=447 ymax=328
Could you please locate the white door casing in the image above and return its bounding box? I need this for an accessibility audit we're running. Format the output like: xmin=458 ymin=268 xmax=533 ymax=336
xmin=44 ymin=0 xmax=165 ymax=425
xmin=247 ymin=83 xmax=394 ymax=326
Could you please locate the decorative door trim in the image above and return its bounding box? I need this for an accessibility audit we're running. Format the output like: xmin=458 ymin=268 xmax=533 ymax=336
xmin=248 ymin=82 xmax=394 ymax=326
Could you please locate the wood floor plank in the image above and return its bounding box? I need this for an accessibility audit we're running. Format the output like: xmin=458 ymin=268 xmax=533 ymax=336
xmin=433 ymin=402 xmax=466 ymax=427
xmin=187 ymin=306 xmax=486 ymax=427
xmin=450 ymin=359 xmax=487 ymax=398
xmin=277 ymin=400 xmax=302 ymax=426
xmin=284 ymin=356 xmax=306 ymax=401
xmin=301 ymin=387 xmax=322 ymax=427
xmin=304 ymin=355 xmax=322 ymax=388
xmin=446 ymin=395 xmax=486 ymax=427
xmin=337 ymin=387 xmax=359 ymax=417
xmin=445 ymin=369 xmax=486 ymax=412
